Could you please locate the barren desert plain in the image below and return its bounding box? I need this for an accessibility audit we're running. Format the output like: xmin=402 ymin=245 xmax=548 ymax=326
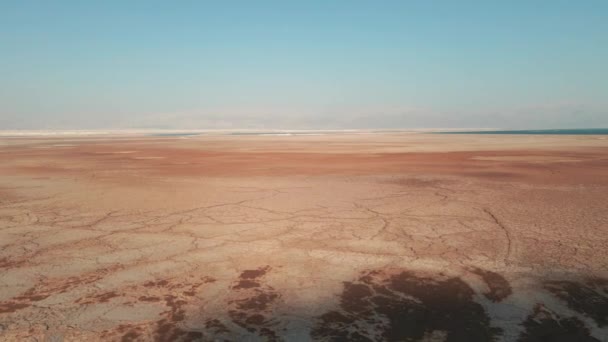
xmin=0 ymin=132 xmax=607 ymax=341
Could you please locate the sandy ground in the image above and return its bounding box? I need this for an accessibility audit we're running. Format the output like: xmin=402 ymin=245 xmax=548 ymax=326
xmin=0 ymin=133 xmax=607 ymax=341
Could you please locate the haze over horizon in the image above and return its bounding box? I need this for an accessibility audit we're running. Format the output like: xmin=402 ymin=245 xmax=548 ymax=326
xmin=1 ymin=1 xmax=607 ymax=130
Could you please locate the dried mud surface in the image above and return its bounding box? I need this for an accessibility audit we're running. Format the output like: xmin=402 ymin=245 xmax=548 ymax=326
xmin=0 ymin=133 xmax=607 ymax=341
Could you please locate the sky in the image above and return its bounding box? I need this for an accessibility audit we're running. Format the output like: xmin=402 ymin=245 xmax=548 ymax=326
xmin=1 ymin=1 xmax=607 ymax=130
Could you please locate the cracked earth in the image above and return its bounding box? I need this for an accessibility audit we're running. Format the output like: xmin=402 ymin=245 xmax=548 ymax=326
xmin=0 ymin=133 xmax=607 ymax=341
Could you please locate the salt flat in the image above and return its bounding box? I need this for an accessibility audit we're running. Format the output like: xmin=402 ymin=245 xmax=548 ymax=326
xmin=0 ymin=133 xmax=607 ymax=341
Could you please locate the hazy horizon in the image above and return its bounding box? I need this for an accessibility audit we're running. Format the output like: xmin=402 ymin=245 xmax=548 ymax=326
xmin=1 ymin=1 xmax=607 ymax=130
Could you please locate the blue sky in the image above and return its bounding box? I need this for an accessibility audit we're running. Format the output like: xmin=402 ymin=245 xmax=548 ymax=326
xmin=1 ymin=1 xmax=607 ymax=129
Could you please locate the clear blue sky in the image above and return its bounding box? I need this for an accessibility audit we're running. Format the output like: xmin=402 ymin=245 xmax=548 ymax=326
xmin=1 ymin=1 xmax=607 ymax=129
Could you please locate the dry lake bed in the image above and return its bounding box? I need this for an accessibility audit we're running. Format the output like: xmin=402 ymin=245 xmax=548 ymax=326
xmin=0 ymin=132 xmax=607 ymax=341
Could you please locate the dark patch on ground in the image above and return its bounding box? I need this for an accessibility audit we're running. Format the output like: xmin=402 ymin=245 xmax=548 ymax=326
xmin=155 ymin=318 xmax=203 ymax=342
xmin=153 ymin=293 xmax=206 ymax=341
xmin=116 ymin=324 xmax=145 ymax=342
xmin=116 ymin=275 xmax=216 ymax=341
xmin=469 ymin=267 xmax=512 ymax=302
xmin=0 ymin=302 xmax=30 ymax=313
xmin=120 ymin=330 xmax=141 ymax=342
xmin=232 ymin=279 xmax=260 ymax=289
xmin=518 ymin=304 xmax=600 ymax=341
xmin=0 ymin=257 xmax=26 ymax=269
xmin=152 ymin=292 xmax=204 ymax=341
xmin=229 ymin=266 xmax=272 ymax=301
xmin=76 ymin=291 xmax=120 ymax=304
xmin=0 ymin=271 xmax=120 ymax=314
xmin=544 ymin=277 xmax=608 ymax=327
xmin=227 ymin=265 xmax=281 ymax=340
xmin=15 ymin=288 xmax=52 ymax=302
xmin=102 ymin=324 xmax=144 ymax=342
xmin=312 ymin=269 xmax=502 ymax=341
xmin=239 ymin=266 xmax=271 ymax=280
xmin=141 ymin=276 xmax=215 ymax=297
xmin=232 ymin=291 xmax=279 ymax=311
xmin=0 ymin=288 xmax=55 ymax=314
xmin=143 ymin=279 xmax=170 ymax=288
xmin=204 ymin=319 xmax=230 ymax=334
